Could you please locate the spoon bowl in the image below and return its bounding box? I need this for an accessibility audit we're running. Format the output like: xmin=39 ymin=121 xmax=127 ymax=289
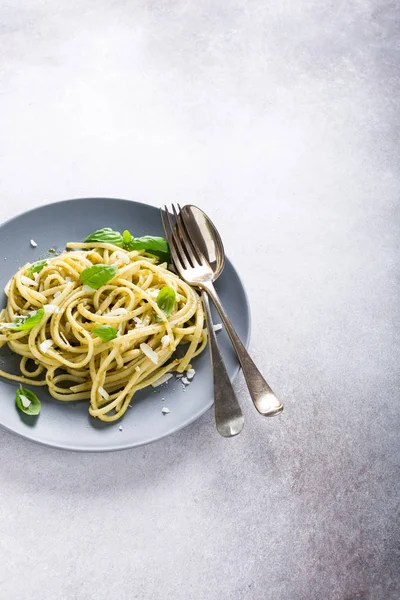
xmin=180 ymin=205 xmax=225 ymax=281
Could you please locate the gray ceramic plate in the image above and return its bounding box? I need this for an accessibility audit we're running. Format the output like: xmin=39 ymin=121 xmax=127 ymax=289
xmin=0 ymin=198 xmax=250 ymax=451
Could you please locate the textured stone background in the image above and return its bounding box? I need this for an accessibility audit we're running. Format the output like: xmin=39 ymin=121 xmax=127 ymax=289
xmin=0 ymin=1 xmax=399 ymax=599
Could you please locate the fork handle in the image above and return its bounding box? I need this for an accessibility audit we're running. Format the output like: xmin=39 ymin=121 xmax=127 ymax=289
xmin=202 ymin=283 xmax=283 ymax=417
xmin=202 ymin=291 xmax=244 ymax=437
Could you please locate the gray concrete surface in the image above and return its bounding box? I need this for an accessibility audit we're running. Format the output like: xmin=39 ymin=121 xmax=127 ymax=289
xmin=0 ymin=1 xmax=399 ymax=599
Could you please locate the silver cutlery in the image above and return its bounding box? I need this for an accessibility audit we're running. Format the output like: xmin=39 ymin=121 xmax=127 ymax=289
xmin=161 ymin=204 xmax=283 ymax=418
xmin=161 ymin=209 xmax=244 ymax=437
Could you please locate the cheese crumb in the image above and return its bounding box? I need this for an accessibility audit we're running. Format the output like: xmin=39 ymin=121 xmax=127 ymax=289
xmin=59 ymin=332 xmax=70 ymax=346
xmin=39 ymin=339 xmax=54 ymax=353
xmin=30 ymin=239 xmax=37 ymax=247
xmin=213 ymin=323 xmax=223 ymax=332
xmin=82 ymin=285 xmax=95 ymax=293
xmin=151 ymin=373 xmax=172 ymax=388
xmin=20 ymin=394 xmax=31 ymax=408
xmin=181 ymin=377 xmax=189 ymax=386
xmin=21 ymin=275 xmax=38 ymax=287
xmin=119 ymin=425 xmax=123 ymax=431
xmin=140 ymin=343 xmax=158 ymax=364
xmin=98 ymin=386 xmax=110 ymax=401
xmin=109 ymin=308 xmax=128 ymax=316
xmin=186 ymin=368 xmax=195 ymax=380
xmin=43 ymin=304 xmax=59 ymax=314
xmin=161 ymin=407 xmax=170 ymax=415
xmin=161 ymin=334 xmax=171 ymax=349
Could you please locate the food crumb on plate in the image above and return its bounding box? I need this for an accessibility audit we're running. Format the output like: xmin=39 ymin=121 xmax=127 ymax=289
xmin=186 ymin=368 xmax=195 ymax=379
xmin=30 ymin=239 xmax=38 ymax=247
xmin=213 ymin=323 xmax=222 ymax=332
xmin=119 ymin=425 xmax=123 ymax=431
xmin=181 ymin=377 xmax=189 ymax=386
xmin=161 ymin=406 xmax=170 ymax=414
xmin=151 ymin=372 xmax=172 ymax=388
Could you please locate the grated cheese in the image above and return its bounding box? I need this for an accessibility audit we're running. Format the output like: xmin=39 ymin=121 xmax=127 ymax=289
xmin=151 ymin=373 xmax=172 ymax=388
xmin=98 ymin=386 xmax=110 ymax=401
xmin=21 ymin=275 xmax=38 ymax=287
xmin=140 ymin=343 xmax=158 ymax=364
xmin=59 ymin=332 xmax=70 ymax=346
xmin=134 ymin=316 xmax=144 ymax=328
xmin=43 ymin=304 xmax=59 ymax=314
xmin=20 ymin=394 xmax=31 ymax=408
xmin=161 ymin=334 xmax=171 ymax=349
xmin=108 ymin=308 xmax=128 ymax=316
xmin=39 ymin=339 xmax=54 ymax=353
xmin=186 ymin=368 xmax=195 ymax=379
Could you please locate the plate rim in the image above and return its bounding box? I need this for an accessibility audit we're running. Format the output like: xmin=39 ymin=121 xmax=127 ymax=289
xmin=0 ymin=197 xmax=251 ymax=452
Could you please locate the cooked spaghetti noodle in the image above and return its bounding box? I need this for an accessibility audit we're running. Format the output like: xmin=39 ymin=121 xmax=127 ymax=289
xmin=0 ymin=241 xmax=206 ymax=421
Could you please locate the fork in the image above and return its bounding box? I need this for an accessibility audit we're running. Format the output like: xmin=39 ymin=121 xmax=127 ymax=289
xmin=161 ymin=210 xmax=244 ymax=437
xmin=161 ymin=204 xmax=283 ymax=418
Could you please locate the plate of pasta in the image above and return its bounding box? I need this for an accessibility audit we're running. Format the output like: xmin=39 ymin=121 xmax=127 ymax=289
xmin=0 ymin=198 xmax=250 ymax=451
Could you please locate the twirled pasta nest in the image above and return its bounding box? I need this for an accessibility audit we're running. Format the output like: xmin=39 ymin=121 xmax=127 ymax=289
xmin=0 ymin=241 xmax=206 ymax=421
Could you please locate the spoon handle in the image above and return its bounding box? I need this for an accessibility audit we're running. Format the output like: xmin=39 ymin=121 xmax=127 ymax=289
xmin=202 ymin=283 xmax=283 ymax=417
xmin=202 ymin=291 xmax=244 ymax=437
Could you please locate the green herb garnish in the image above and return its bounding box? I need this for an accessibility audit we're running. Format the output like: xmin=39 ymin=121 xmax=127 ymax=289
xmin=16 ymin=385 xmax=41 ymax=416
xmin=27 ymin=259 xmax=49 ymax=278
xmin=84 ymin=228 xmax=124 ymax=247
xmin=93 ymin=325 xmax=118 ymax=342
xmin=84 ymin=228 xmax=170 ymax=262
xmin=125 ymin=235 xmax=170 ymax=263
xmin=1 ymin=308 xmax=44 ymax=331
xmin=123 ymin=230 xmax=134 ymax=246
xmin=156 ymin=286 xmax=176 ymax=318
xmin=79 ymin=264 xmax=118 ymax=289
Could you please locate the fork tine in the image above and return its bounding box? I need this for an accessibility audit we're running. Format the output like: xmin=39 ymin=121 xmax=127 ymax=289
xmin=160 ymin=208 xmax=185 ymax=272
xmin=175 ymin=203 xmax=202 ymax=263
xmin=164 ymin=205 xmax=191 ymax=269
xmin=177 ymin=205 xmax=207 ymax=265
xmin=171 ymin=204 xmax=199 ymax=267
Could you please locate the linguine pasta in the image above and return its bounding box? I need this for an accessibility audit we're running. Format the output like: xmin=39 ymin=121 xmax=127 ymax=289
xmin=0 ymin=240 xmax=206 ymax=422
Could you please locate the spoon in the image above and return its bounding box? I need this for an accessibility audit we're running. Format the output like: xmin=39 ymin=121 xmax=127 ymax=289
xmin=180 ymin=204 xmax=283 ymax=417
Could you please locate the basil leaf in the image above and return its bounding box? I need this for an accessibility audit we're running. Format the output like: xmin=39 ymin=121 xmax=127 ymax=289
xmin=16 ymin=386 xmax=41 ymax=416
xmin=124 ymin=235 xmax=170 ymax=262
xmin=1 ymin=308 xmax=44 ymax=331
xmin=93 ymin=325 xmax=118 ymax=342
xmin=27 ymin=259 xmax=49 ymax=277
xmin=122 ymin=230 xmax=134 ymax=246
xmin=157 ymin=286 xmax=176 ymax=317
xmin=84 ymin=228 xmax=124 ymax=247
xmin=79 ymin=264 xmax=118 ymax=289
